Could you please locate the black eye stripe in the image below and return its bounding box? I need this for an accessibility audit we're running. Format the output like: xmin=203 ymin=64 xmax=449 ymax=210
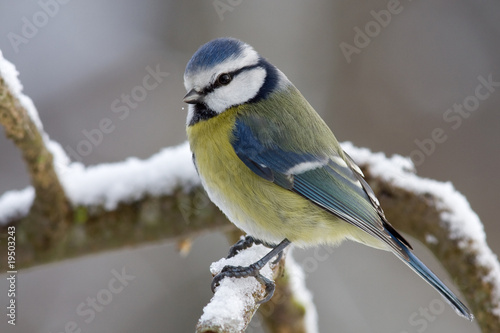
xmin=231 ymin=63 xmax=261 ymax=77
xmin=201 ymin=62 xmax=263 ymax=95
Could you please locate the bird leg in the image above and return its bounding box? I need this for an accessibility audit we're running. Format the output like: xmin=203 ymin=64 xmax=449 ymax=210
xmin=211 ymin=238 xmax=291 ymax=303
xmin=226 ymin=235 xmax=277 ymax=258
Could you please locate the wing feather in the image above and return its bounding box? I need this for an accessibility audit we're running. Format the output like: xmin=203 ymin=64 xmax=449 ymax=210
xmin=231 ymin=112 xmax=410 ymax=259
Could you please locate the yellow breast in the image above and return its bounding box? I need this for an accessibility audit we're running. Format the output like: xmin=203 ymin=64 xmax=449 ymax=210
xmin=186 ymin=106 xmax=368 ymax=247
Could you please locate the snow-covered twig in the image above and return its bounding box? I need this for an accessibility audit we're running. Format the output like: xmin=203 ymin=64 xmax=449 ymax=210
xmin=0 ymin=50 xmax=69 ymax=246
xmin=196 ymin=245 xmax=317 ymax=333
xmin=259 ymin=249 xmax=318 ymax=333
xmin=343 ymin=142 xmax=500 ymax=332
xmin=1 ymin=50 xmax=499 ymax=332
xmin=196 ymin=244 xmax=284 ymax=333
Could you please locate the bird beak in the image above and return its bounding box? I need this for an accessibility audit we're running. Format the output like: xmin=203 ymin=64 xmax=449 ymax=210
xmin=183 ymin=89 xmax=203 ymax=104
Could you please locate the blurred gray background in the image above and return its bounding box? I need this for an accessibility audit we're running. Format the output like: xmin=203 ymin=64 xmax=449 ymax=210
xmin=1 ymin=0 xmax=499 ymax=332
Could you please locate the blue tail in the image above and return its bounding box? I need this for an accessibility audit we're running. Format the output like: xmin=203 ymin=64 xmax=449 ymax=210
xmin=393 ymin=236 xmax=473 ymax=321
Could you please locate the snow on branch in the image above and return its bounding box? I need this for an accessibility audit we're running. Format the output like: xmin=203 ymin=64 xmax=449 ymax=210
xmin=1 ymin=50 xmax=499 ymax=332
xmin=0 ymin=142 xmax=199 ymax=224
xmin=196 ymin=244 xmax=281 ymax=333
xmin=284 ymin=250 xmax=318 ymax=332
xmin=343 ymin=142 xmax=500 ymax=332
xmin=0 ymin=49 xmax=70 ymax=245
xmin=0 ymin=187 xmax=34 ymax=225
xmin=259 ymin=249 xmax=319 ymax=333
xmin=196 ymin=245 xmax=317 ymax=333
xmin=0 ymin=49 xmax=200 ymax=225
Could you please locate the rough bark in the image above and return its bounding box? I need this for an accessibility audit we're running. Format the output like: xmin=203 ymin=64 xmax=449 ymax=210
xmin=1 ymin=70 xmax=498 ymax=332
xmin=0 ymin=75 xmax=69 ymax=257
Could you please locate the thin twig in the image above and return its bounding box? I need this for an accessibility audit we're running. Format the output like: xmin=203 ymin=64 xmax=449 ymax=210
xmin=0 ymin=67 xmax=498 ymax=332
xmin=195 ymin=245 xmax=288 ymax=333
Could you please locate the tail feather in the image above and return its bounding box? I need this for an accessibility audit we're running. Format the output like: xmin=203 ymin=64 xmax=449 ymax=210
xmin=391 ymin=235 xmax=474 ymax=321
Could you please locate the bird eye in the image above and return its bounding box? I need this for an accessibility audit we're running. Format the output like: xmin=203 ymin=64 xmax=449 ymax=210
xmin=217 ymin=73 xmax=232 ymax=86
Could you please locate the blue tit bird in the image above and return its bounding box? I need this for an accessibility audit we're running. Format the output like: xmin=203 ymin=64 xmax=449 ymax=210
xmin=183 ymin=37 xmax=473 ymax=320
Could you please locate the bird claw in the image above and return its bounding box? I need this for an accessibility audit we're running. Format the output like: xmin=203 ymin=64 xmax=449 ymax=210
xmin=227 ymin=235 xmax=278 ymax=259
xmin=255 ymin=274 xmax=275 ymax=304
xmin=227 ymin=236 xmax=257 ymax=258
xmin=210 ymin=238 xmax=290 ymax=303
xmin=210 ymin=264 xmax=276 ymax=304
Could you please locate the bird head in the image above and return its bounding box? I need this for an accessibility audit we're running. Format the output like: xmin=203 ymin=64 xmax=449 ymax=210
xmin=183 ymin=38 xmax=287 ymax=125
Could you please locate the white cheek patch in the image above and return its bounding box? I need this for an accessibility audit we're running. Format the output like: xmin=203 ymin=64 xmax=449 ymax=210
xmin=184 ymin=44 xmax=260 ymax=92
xmin=204 ymin=67 xmax=267 ymax=113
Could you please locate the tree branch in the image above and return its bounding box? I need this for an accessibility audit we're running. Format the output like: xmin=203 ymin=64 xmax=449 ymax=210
xmin=259 ymin=251 xmax=318 ymax=333
xmin=1 ymin=56 xmax=499 ymax=332
xmin=343 ymin=143 xmax=500 ymax=333
xmin=195 ymin=245 xmax=288 ymax=333
xmin=1 ymin=187 xmax=230 ymax=269
xmin=0 ymin=71 xmax=70 ymax=250
xmin=195 ymin=246 xmax=317 ymax=333
xmin=366 ymin=172 xmax=498 ymax=330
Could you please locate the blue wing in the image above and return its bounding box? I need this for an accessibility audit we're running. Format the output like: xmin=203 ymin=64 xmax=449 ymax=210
xmin=232 ymin=117 xmax=473 ymax=320
xmin=232 ymin=117 xmax=410 ymax=256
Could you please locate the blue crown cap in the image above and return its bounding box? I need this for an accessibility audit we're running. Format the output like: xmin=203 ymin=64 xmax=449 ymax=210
xmin=185 ymin=38 xmax=245 ymax=75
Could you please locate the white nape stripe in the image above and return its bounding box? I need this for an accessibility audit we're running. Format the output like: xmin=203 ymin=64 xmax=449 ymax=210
xmin=286 ymin=160 xmax=326 ymax=175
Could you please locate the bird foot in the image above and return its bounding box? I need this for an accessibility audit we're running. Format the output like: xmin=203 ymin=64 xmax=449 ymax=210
xmin=211 ymin=238 xmax=291 ymax=303
xmin=211 ymin=262 xmax=276 ymax=303
xmin=227 ymin=235 xmax=283 ymax=264
xmin=226 ymin=235 xmax=258 ymax=258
